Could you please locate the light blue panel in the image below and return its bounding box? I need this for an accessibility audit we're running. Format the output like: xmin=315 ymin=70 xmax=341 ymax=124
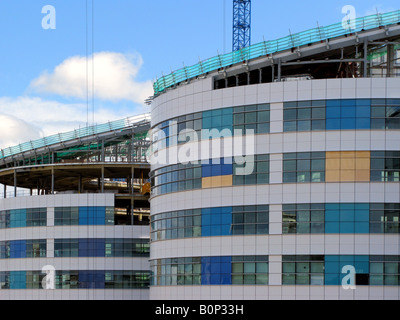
xmin=326 ymin=119 xmax=341 ymax=130
xmin=340 ymin=209 xmax=355 ymax=222
xmin=355 ymin=222 xmax=370 ymax=234
xmin=340 ymin=118 xmax=356 ymax=130
xmin=325 ymin=222 xmax=340 ymax=233
xmin=10 ymin=271 xmax=26 ymax=289
xmin=340 ymin=222 xmax=354 ymax=233
xmin=10 ymin=209 xmax=26 ymax=228
xmin=325 ymin=209 xmax=339 ymax=222
xmin=341 ymin=106 xmax=356 ymax=118
xmin=356 ymin=118 xmax=371 ymax=129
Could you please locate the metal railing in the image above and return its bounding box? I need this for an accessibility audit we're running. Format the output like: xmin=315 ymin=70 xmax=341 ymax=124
xmin=0 ymin=113 xmax=151 ymax=161
xmin=153 ymin=10 xmax=400 ymax=96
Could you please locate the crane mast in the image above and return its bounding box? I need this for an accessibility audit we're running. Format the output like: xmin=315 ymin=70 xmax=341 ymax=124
xmin=232 ymin=0 xmax=251 ymax=52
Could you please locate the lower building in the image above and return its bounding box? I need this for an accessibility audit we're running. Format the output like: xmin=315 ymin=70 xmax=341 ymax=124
xmin=0 ymin=115 xmax=152 ymax=300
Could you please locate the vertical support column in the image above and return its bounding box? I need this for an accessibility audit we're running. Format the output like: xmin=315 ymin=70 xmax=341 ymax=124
xmin=387 ymin=44 xmax=394 ymax=77
xmin=101 ymin=166 xmax=104 ymax=193
xmin=131 ymin=166 xmax=135 ymax=226
xmin=51 ymin=167 xmax=55 ymax=194
xmin=363 ymin=39 xmax=368 ymax=77
xmin=13 ymin=170 xmax=17 ymax=198
xmin=78 ymin=174 xmax=82 ymax=193
xmin=101 ymin=139 xmax=105 ymax=162
xmin=277 ymin=59 xmax=282 ymax=82
xmin=3 ymin=184 xmax=6 ymax=199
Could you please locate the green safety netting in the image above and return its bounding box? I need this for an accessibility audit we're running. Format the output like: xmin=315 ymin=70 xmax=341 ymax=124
xmin=153 ymin=10 xmax=400 ymax=96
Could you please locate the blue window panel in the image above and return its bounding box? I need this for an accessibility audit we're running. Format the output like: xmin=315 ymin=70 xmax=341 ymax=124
xmin=340 ymin=222 xmax=354 ymax=233
xmin=10 ymin=271 xmax=26 ymax=289
xmin=202 ymin=214 xmax=212 ymax=226
xmin=325 ymin=210 xmax=339 ymax=222
xmin=356 ymin=99 xmax=371 ymax=106
xmin=326 ymin=100 xmax=341 ymax=107
xmin=10 ymin=209 xmax=26 ymax=228
xmin=210 ymin=273 xmax=222 ymax=284
xmin=355 ymin=222 xmax=369 ymax=233
xmin=222 ymin=107 xmax=233 ymax=116
xmin=202 ymin=117 xmax=212 ymax=130
xmin=220 ymin=224 xmax=232 ymax=236
xmin=220 ymin=207 xmax=232 ymax=215
xmin=341 ymin=99 xmax=357 ymax=107
xmin=325 ymin=256 xmax=340 ymax=273
xmin=79 ymin=271 xmax=105 ymax=289
xmin=340 ymin=209 xmax=355 ymax=222
xmin=355 ymin=203 xmax=370 ymax=210
xmin=355 ymin=208 xmax=370 ymax=222
xmin=356 ymin=118 xmax=371 ymax=130
xmin=356 ymin=105 xmax=371 ymax=117
xmin=79 ymin=239 xmax=105 ymax=257
xmin=10 ymin=240 xmax=26 ymax=259
xmin=221 ymin=163 xmax=233 ymax=175
xmin=211 ymin=115 xmax=223 ymax=128
xmin=79 ymin=207 xmax=106 ymax=225
xmin=326 ymin=118 xmax=341 ymax=130
xmin=325 ymin=273 xmax=340 ymax=285
xmin=210 ymin=225 xmax=221 ymax=236
xmin=341 ymin=106 xmax=356 ymax=118
xmin=220 ymin=273 xmax=232 ymax=285
xmin=202 ymin=226 xmax=211 ymax=237
xmin=325 ymin=222 xmax=340 ymax=233
xmin=202 ymin=164 xmax=212 ymax=178
xmin=201 ymin=257 xmax=212 ymax=285
xmin=211 ymin=164 xmax=222 ymax=177
xmin=326 ymin=105 xmax=341 ymax=118
xmin=326 ymin=204 xmax=340 ymax=210
xmin=340 ymin=118 xmax=356 ymax=130
xmin=211 ymin=211 xmax=221 ymax=225
xmin=220 ymin=213 xmax=232 ymax=225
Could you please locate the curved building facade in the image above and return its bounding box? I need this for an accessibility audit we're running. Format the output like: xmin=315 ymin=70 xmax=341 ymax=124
xmin=149 ymin=12 xmax=400 ymax=300
xmin=0 ymin=115 xmax=152 ymax=300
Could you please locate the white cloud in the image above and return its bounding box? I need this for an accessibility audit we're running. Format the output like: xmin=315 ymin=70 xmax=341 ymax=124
xmin=0 ymin=114 xmax=43 ymax=150
xmin=30 ymin=52 xmax=154 ymax=105
xmin=0 ymin=96 xmax=137 ymax=150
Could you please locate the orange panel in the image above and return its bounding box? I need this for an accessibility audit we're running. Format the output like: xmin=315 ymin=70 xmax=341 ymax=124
xmin=326 ymin=159 xmax=340 ymax=170
xmin=340 ymin=170 xmax=356 ymax=182
xmin=202 ymin=177 xmax=212 ymax=189
xmin=341 ymin=158 xmax=356 ymax=170
xmin=326 ymin=170 xmax=340 ymax=182
xmin=356 ymin=158 xmax=371 ymax=170
xmin=355 ymin=170 xmax=370 ymax=182
xmin=221 ymin=175 xmax=233 ymax=187
xmin=355 ymin=151 xmax=371 ymax=159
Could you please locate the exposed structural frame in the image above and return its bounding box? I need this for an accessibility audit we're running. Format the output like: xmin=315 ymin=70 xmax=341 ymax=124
xmin=232 ymin=0 xmax=251 ymax=52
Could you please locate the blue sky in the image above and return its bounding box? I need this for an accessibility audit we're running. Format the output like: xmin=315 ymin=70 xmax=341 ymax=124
xmin=0 ymin=0 xmax=398 ymax=148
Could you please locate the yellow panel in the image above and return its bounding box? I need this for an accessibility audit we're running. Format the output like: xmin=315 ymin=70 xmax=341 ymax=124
xmin=356 ymin=158 xmax=371 ymax=170
xmin=341 ymin=151 xmax=356 ymax=159
xmin=340 ymin=170 xmax=355 ymax=182
xmin=326 ymin=170 xmax=340 ymax=182
xmin=326 ymin=151 xmax=341 ymax=159
xmin=211 ymin=176 xmax=222 ymax=187
xmin=202 ymin=177 xmax=212 ymax=189
xmin=355 ymin=170 xmax=370 ymax=182
xmin=221 ymin=175 xmax=233 ymax=187
xmin=355 ymin=151 xmax=371 ymax=159
xmin=341 ymin=158 xmax=356 ymax=170
xmin=326 ymin=159 xmax=340 ymax=170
